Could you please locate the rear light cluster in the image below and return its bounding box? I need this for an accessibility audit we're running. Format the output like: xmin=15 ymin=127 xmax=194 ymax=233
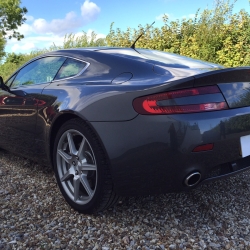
xmin=192 ymin=143 xmax=214 ymax=152
xmin=133 ymin=86 xmax=228 ymax=114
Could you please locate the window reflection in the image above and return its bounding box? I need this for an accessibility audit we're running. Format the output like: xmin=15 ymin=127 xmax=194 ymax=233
xmin=219 ymin=82 xmax=250 ymax=108
xmin=12 ymin=57 xmax=66 ymax=87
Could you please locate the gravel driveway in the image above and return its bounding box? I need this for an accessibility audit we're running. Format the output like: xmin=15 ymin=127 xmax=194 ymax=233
xmin=1 ymin=149 xmax=250 ymax=250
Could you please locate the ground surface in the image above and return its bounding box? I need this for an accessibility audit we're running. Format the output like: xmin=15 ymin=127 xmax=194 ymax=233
xmin=1 ymin=149 xmax=250 ymax=249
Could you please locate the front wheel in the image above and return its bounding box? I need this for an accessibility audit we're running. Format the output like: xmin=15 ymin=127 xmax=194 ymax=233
xmin=53 ymin=118 xmax=120 ymax=214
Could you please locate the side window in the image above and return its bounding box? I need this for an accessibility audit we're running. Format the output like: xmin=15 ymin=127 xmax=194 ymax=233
xmin=54 ymin=58 xmax=87 ymax=80
xmin=5 ymin=74 xmax=17 ymax=87
xmin=11 ymin=57 xmax=66 ymax=88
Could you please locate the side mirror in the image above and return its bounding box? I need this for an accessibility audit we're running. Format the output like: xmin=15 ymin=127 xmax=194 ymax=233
xmin=0 ymin=76 xmax=3 ymax=87
xmin=0 ymin=76 xmax=10 ymax=92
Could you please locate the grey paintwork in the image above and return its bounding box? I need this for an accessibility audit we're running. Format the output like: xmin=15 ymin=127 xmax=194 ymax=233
xmin=1 ymin=47 xmax=250 ymax=195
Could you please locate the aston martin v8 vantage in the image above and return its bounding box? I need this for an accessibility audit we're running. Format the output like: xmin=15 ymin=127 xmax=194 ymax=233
xmin=1 ymin=47 xmax=250 ymax=213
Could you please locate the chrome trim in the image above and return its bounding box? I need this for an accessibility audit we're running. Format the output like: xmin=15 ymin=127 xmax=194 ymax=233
xmin=7 ymin=55 xmax=90 ymax=87
xmin=184 ymin=172 xmax=201 ymax=187
xmin=52 ymin=60 xmax=90 ymax=83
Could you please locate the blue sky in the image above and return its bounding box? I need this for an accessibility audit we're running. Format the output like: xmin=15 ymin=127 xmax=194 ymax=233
xmin=5 ymin=0 xmax=250 ymax=54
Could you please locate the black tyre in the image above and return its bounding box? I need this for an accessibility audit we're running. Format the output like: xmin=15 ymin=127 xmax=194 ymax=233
xmin=53 ymin=118 xmax=120 ymax=214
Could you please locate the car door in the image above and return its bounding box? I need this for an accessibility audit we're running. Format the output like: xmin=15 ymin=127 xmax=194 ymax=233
xmin=0 ymin=75 xmax=15 ymax=149
xmin=0 ymin=56 xmax=66 ymax=158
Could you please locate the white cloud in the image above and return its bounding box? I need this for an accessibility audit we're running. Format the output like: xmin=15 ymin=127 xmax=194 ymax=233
xmin=182 ymin=14 xmax=196 ymax=19
xmin=188 ymin=14 xmax=196 ymax=19
xmin=6 ymin=28 xmax=106 ymax=54
xmin=85 ymin=29 xmax=106 ymax=39
xmin=156 ymin=13 xmax=172 ymax=21
xmin=156 ymin=14 xmax=164 ymax=21
xmin=32 ymin=19 xmax=48 ymax=34
xmin=12 ymin=42 xmax=36 ymax=52
xmin=7 ymin=35 xmax=65 ymax=53
xmin=24 ymin=15 xmax=35 ymax=22
xmin=81 ymin=0 xmax=100 ymax=23
xmin=30 ymin=0 xmax=101 ymax=36
xmin=8 ymin=0 xmax=101 ymax=38
xmin=17 ymin=23 xmax=34 ymax=36
xmin=32 ymin=11 xmax=81 ymax=35
xmin=156 ymin=12 xmax=196 ymax=22
xmin=5 ymin=0 xmax=103 ymax=54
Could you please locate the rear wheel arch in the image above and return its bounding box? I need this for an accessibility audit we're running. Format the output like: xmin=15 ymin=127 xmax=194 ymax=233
xmin=49 ymin=113 xmax=78 ymax=165
xmin=49 ymin=113 xmax=110 ymax=170
xmin=51 ymin=117 xmax=120 ymax=213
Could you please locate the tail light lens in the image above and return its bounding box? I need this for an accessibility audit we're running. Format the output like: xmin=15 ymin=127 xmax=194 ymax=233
xmin=192 ymin=143 xmax=214 ymax=152
xmin=133 ymin=86 xmax=228 ymax=114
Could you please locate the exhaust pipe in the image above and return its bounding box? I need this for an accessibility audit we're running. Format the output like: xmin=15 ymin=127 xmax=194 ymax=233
xmin=184 ymin=172 xmax=201 ymax=187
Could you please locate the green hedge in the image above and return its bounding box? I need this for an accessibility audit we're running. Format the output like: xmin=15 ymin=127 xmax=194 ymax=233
xmin=0 ymin=0 xmax=249 ymax=81
xmin=106 ymin=1 xmax=250 ymax=67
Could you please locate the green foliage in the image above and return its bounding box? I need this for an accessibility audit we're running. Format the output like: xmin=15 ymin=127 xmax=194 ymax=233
xmin=0 ymin=50 xmax=47 ymax=81
xmin=0 ymin=0 xmax=27 ymax=40
xmin=13 ymin=56 xmax=66 ymax=86
xmin=0 ymin=30 xmax=106 ymax=81
xmin=1 ymin=0 xmax=250 ymax=81
xmin=0 ymin=0 xmax=27 ymax=61
xmin=63 ymin=31 xmax=106 ymax=49
xmin=106 ymin=0 xmax=250 ymax=67
xmin=0 ymin=34 xmax=6 ymax=59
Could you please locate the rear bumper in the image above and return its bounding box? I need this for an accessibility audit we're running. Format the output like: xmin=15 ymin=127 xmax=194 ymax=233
xmin=201 ymin=155 xmax=250 ymax=185
xmin=90 ymin=107 xmax=250 ymax=196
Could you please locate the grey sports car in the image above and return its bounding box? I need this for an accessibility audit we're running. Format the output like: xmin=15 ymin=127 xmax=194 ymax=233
xmin=1 ymin=47 xmax=250 ymax=213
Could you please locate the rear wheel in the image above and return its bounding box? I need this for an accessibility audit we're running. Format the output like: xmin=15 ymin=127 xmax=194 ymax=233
xmin=53 ymin=118 xmax=120 ymax=213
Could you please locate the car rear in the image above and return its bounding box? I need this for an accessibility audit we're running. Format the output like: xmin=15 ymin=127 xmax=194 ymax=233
xmin=88 ymin=65 xmax=250 ymax=196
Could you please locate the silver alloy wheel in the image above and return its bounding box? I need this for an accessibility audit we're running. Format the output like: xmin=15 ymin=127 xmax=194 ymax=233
xmin=56 ymin=129 xmax=97 ymax=205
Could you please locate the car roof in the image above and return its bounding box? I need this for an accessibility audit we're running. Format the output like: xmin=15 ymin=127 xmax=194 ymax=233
xmin=55 ymin=47 xmax=134 ymax=52
xmin=54 ymin=47 xmax=222 ymax=69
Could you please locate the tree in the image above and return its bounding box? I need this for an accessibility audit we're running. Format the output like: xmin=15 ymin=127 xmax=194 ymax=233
xmin=0 ymin=0 xmax=27 ymax=40
xmin=106 ymin=0 xmax=250 ymax=67
xmin=0 ymin=35 xmax=6 ymax=60
xmin=0 ymin=0 xmax=27 ymax=61
xmin=63 ymin=31 xmax=107 ymax=49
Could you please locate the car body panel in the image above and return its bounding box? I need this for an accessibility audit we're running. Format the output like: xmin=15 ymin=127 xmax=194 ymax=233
xmin=90 ymin=107 xmax=250 ymax=195
xmin=0 ymin=83 xmax=49 ymax=158
xmin=1 ymin=47 xmax=250 ymax=197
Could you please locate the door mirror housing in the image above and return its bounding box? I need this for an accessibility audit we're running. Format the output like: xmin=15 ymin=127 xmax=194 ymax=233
xmin=0 ymin=76 xmax=10 ymax=92
xmin=0 ymin=76 xmax=4 ymax=87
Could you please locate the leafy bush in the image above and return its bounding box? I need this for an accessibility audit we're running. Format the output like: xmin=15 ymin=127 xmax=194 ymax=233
xmin=0 ymin=0 xmax=249 ymax=81
xmin=63 ymin=31 xmax=106 ymax=49
xmin=106 ymin=0 xmax=250 ymax=66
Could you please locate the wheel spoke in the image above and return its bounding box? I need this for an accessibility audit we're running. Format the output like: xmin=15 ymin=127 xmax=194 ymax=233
xmin=61 ymin=166 xmax=75 ymax=182
xmin=56 ymin=127 xmax=98 ymax=205
xmin=67 ymin=132 xmax=77 ymax=155
xmin=77 ymin=138 xmax=86 ymax=158
xmin=80 ymin=175 xmax=94 ymax=197
xmin=79 ymin=162 xmax=97 ymax=171
xmin=57 ymin=149 xmax=72 ymax=163
xmin=73 ymin=176 xmax=80 ymax=202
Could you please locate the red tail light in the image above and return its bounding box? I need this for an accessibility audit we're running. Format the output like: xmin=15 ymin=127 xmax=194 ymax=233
xmin=192 ymin=143 xmax=214 ymax=152
xmin=133 ymin=86 xmax=228 ymax=114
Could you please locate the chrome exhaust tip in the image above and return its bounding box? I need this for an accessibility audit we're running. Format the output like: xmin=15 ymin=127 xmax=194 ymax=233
xmin=184 ymin=172 xmax=201 ymax=187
